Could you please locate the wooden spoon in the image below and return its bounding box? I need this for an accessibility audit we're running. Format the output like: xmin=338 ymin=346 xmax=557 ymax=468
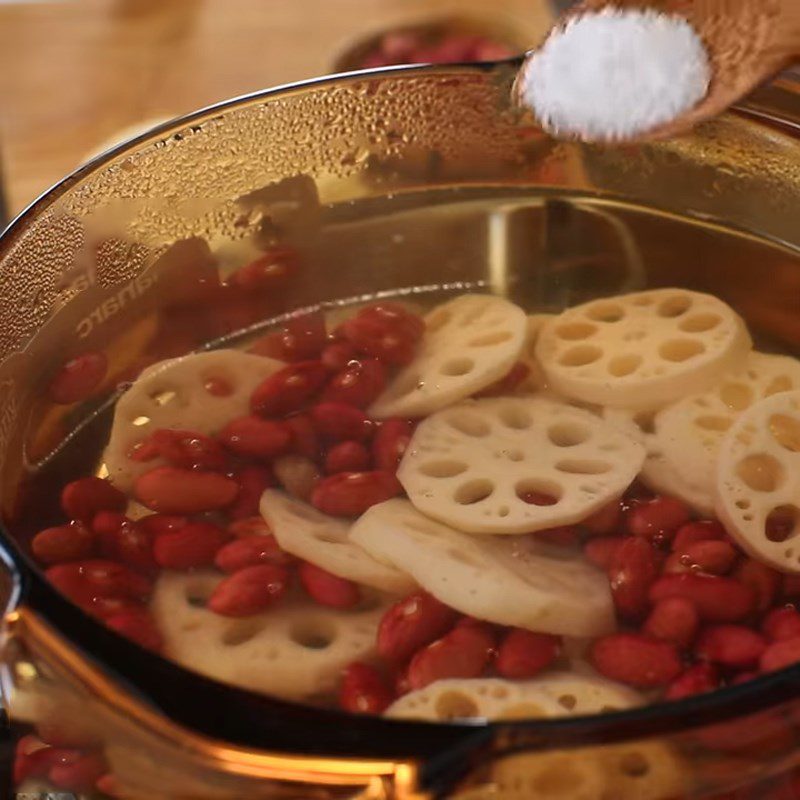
xmin=514 ymin=0 xmax=800 ymax=142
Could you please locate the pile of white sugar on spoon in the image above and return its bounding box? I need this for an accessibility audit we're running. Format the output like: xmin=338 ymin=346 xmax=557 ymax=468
xmin=516 ymin=8 xmax=712 ymax=141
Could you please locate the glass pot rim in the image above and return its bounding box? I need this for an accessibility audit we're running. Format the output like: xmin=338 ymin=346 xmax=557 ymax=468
xmin=3 ymin=61 xmax=800 ymax=771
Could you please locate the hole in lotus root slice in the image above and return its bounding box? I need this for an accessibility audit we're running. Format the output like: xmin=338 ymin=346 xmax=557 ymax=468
xmin=720 ymin=382 xmax=754 ymax=411
xmin=399 ymin=397 xmax=642 ymax=535
xmin=497 ymin=403 xmax=533 ymax=431
xmin=536 ymin=289 xmax=750 ymax=410
xmin=555 ymin=460 xmax=611 ymax=476
xmin=586 ymin=302 xmax=625 ymax=323
xmin=560 ymin=345 xmax=603 ymax=367
xmin=440 ymin=357 xmax=475 ymax=377
xmin=104 ymin=350 xmax=283 ymax=492
xmin=548 ymin=421 xmax=591 ymax=447
xmin=735 ymin=454 xmax=784 ymax=493
xmin=658 ymin=339 xmax=705 ymax=363
xmin=221 ymin=620 xmax=265 ymax=647
xmin=765 ymin=505 xmax=800 ymax=543
xmin=555 ymin=322 xmax=598 ymax=341
xmin=289 ymin=618 xmax=338 ymax=650
xmin=608 ymin=354 xmax=642 ymax=377
xmin=370 ymin=295 xmax=527 ymax=419
xmin=679 ymin=313 xmax=722 ymax=333
xmin=770 ymin=413 xmax=800 ymax=452
xmin=516 ymin=479 xmax=562 ymax=505
xmin=435 ymin=691 xmax=480 ymax=721
xmin=446 ymin=410 xmax=492 ymax=438
xmin=454 ymin=479 xmax=495 ymax=506
xmin=657 ymin=294 xmax=693 ymax=318
xmin=419 ymin=460 xmax=469 ymax=479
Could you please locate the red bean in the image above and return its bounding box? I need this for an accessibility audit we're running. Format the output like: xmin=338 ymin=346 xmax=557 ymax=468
xmin=662 ymin=552 xmax=690 ymax=575
xmin=664 ymin=662 xmax=719 ymax=700
xmin=153 ymin=521 xmax=230 ymax=570
xmin=273 ymin=455 xmax=320 ymax=501
xmin=339 ymin=662 xmax=394 ymax=714
xmin=495 ymin=629 xmax=561 ymax=679
xmin=583 ymin=537 xmax=624 ymax=571
xmin=734 ymin=558 xmax=781 ymax=613
xmin=324 ymin=441 xmax=371 ymax=474
xmin=272 ymin=311 xmax=328 ymax=361
xmin=339 ymin=303 xmax=424 ymax=365
xmin=589 ymin=633 xmax=682 ymax=688
xmin=643 ymin=597 xmax=699 ymax=649
xmin=228 ymin=246 xmax=298 ymax=291
xmin=149 ymin=428 xmax=228 ymax=470
xmin=625 ymin=496 xmax=691 ymax=545
xmin=227 ymin=464 xmax=274 ymax=520
xmin=94 ymin=513 xmax=156 ymax=571
xmin=298 ymin=562 xmax=360 ymax=608
xmin=208 ymin=564 xmax=290 ymax=617
xmin=32 ymin=522 xmax=94 ymax=565
xmin=582 ymin=500 xmax=623 ymax=536
xmin=134 ymin=466 xmax=239 ymax=514
xmin=372 ymin=418 xmax=413 ymax=472
xmin=48 ymin=750 xmax=108 ymax=793
xmin=46 ymin=560 xmax=152 ymax=609
xmin=407 ymin=622 xmax=495 ymax=690
xmin=783 ymin=574 xmax=800 ymax=599
xmin=61 ymin=477 xmax=126 ymax=522
xmin=377 ymin=592 xmax=459 ymax=663
xmin=760 ymin=636 xmax=800 ymax=673
xmin=219 ymin=416 xmax=291 ymax=459
xmin=310 ymin=403 xmax=372 ymax=442
xmin=681 ymin=540 xmax=738 ymax=575
xmin=474 ymin=362 xmax=531 ymax=398
xmin=13 ymin=736 xmax=61 ymax=784
xmin=215 ymin=535 xmax=293 ymax=572
xmin=48 ymin=351 xmax=108 ymax=405
xmin=696 ymin=625 xmax=768 ymax=669
xmin=251 ymin=361 xmax=328 ymax=417
xmin=89 ymin=596 xmax=144 ymax=620
xmin=762 ymin=608 xmax=800 ymax=642
xmin=104 ymin=608 xmax=163 ymax=651
xmin=649 ymin=574 xmax=756 ymax=623
xmin=672 ymin=520 xmax=726 ymax=553
xmin=322 ymin=358 xmax=386 ymax=408
xmin=608 ymin=536 xmax=659 ymax=620
xmin=311 ymin=471 xmax=402 ymax=517
xmin=321 ymin=340 xmax=357 ymax=372
xmin=284 ymin=413 xmax=320 ymax=460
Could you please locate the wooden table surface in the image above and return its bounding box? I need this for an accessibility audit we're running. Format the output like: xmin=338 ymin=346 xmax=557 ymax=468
xmin=0 ymin=0 xmax=553 ymax=217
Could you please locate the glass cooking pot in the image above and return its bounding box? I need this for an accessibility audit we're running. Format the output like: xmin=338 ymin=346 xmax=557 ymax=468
xmin=2 ymin=61 xmax=800 ymax=799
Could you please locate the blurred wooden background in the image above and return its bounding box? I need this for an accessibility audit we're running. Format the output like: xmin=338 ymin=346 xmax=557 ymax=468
xmin=0 ymin=0 xmax=554 ymax=216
